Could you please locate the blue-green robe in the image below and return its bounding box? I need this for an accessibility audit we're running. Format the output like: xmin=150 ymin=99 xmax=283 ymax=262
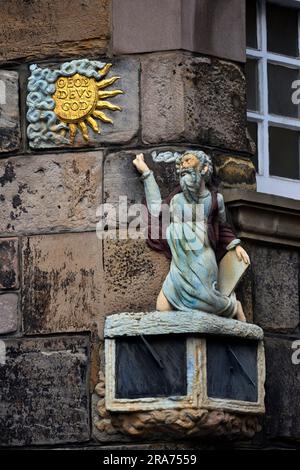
xmin=142 ymin=170 xmax=240 ymax=317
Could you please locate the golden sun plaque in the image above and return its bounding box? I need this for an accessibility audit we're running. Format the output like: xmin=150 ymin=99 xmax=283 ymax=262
xmin=52 ymin=63 xmax=123 ymax=143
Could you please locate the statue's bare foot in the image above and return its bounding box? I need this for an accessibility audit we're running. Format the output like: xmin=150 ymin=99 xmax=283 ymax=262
xmin=235 ymin=300 xmax=247 ymax=322
xmin=156 ymin=289 xmax=173 ymax=311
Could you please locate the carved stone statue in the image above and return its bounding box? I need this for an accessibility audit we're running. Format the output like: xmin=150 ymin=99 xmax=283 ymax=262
xmin=133 ymin=150 xmax=249 ymax=322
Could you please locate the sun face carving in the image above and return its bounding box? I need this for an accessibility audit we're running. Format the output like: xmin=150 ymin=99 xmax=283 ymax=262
xmin=52 ymin=63 xmax=123 ymax=143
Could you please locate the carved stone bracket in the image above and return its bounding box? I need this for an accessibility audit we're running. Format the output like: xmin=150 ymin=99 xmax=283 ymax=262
xmin=94 ymin=372 xmax=262 ymax=440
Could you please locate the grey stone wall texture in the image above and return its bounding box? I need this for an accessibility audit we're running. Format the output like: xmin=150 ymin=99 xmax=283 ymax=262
xmin=0 ymin=0 xmax=299 ymax=450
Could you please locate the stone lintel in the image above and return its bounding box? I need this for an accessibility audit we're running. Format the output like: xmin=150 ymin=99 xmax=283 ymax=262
xmin=223 ymin=189 xmax=300 ymax=248
xmin=104 ymin=310 xmax=264 ymax=340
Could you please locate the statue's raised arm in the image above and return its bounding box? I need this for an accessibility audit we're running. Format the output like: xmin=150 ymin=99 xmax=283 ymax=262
xmin=133 ymin=153 xmax=162 ymax=217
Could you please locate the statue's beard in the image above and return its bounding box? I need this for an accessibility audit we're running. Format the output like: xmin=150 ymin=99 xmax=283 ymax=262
xmin=179 ymin=168 xmax=202 ymax=202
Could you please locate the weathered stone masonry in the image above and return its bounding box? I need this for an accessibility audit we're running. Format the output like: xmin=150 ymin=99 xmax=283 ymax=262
xmin=0 ymin=0 xmax=299 ymax=449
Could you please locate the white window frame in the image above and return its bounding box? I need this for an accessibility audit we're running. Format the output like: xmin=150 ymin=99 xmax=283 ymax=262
xmin=247 ymin=0 xmax=300 ymax=200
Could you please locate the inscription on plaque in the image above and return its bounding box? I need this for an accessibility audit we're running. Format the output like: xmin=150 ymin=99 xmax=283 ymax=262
xmin=54 ymin=74 xmax=97 ymax=121
xmin=53 ymin=64 xmax=123 ymax=143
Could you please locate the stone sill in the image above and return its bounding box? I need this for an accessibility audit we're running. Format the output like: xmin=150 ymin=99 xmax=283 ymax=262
xmin=223 ymin=189 xmax=300 ymax=248
xmin=104 ymin=310 xmax=264 ymax=340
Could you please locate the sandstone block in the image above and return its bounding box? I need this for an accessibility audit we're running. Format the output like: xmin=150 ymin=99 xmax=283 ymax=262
xmin=142 ymin=53 xmax=249 ymax=153
xmin=0 ymin=238 xmax=19 ymax=289
xmin=0 ymin=0 xmax=110 ymax=63
xmin=103 ymin=148 xmax=179 ymax=210
xmin=22 ymin=232 xmax=104 ymax=336
xmin=0 ymin=70 xmax=20 ymax=153
xmin=0 ymin=151 xmax=102 ymax=235
xmin=264 ymin=337 xmax=300 ymax=440
xmin=250 ymin=245 xmax=299 ymax=332
xmin=213 ymin=154 xmax=256 ymax=191
xmin=0 ymin=293 xmax=18 ymax=334
xmin=112 ymin=0 xmax=245 ymax=63
xmin=0 ymin=335 xmax=90 ymax=446
xmin=103 ymin=234 xmax=170 ymax=314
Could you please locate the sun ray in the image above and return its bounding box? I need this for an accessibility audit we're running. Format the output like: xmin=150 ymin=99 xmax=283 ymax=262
xmin=78 ymin=121 xmax=89 ymax=141
xmin=93 ymin=110 xmax=113 ymax=124
xmin=97 ymin=76 xmax=120 ymax=89
xmin=69 ymin=123 xmax=77 ymax=143
xmin=86 ymin=116 xmax=100 ymax=133
xmin=96 ymin=100 xmax=122 ymax=111
xmin=98 ymin=63 xmax=112 ymax=77
xmin=98 ymin=90 xmax=124 ymax=99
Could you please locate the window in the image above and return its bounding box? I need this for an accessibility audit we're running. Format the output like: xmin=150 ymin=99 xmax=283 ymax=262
xmin=246 ymin=0 xmax=300 ymax=200
xmin=104 ymin=311 xmax=265 ymax=414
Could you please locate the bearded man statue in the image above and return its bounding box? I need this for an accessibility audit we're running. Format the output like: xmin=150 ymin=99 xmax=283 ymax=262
xmin=133 ymin=150 xmax=249 ymax=322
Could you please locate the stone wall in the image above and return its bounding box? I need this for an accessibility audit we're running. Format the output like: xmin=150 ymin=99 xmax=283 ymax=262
xmin=223 ymin=191 xmax=300 ymax=448
xmin=246 ymin=241 xmax=300 ymax=446
xmin=0 ymin=0 xmax=299 ymax=450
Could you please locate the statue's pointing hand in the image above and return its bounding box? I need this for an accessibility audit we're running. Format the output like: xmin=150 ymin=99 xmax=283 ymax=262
xmin=133 ymin=153 xmax=150 ymax=174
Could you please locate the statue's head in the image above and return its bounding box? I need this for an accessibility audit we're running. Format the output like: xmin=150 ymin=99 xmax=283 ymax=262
xmin=151 ymin=149 xmax=215 ymax=200
xmin=175 ymin=150 xmax=213 ymax=200
xmin=176 ymin=150 xmax=213 ymax=182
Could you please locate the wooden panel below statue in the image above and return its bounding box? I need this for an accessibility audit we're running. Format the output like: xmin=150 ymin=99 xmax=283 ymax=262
xmin=206 ymin=337 xmax=258 ymax=403
xmin=115 ymin=335 xmax=187 ymax=399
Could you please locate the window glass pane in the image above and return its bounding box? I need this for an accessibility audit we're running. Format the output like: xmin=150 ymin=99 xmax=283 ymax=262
xmin=266 ymin=3 xmax=299 ymax=57
xmin=246 ymin=0 xmax=258 ymax=49
xmin=246 ymin=59 xmax=259 ymax=111
xmin=269 ymin=126 xmax=299 ymax=179
xmin=268 ymin=63 xmax=299 ymax=117
xmin=247 ymin=121 xmax=258 ymax=171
